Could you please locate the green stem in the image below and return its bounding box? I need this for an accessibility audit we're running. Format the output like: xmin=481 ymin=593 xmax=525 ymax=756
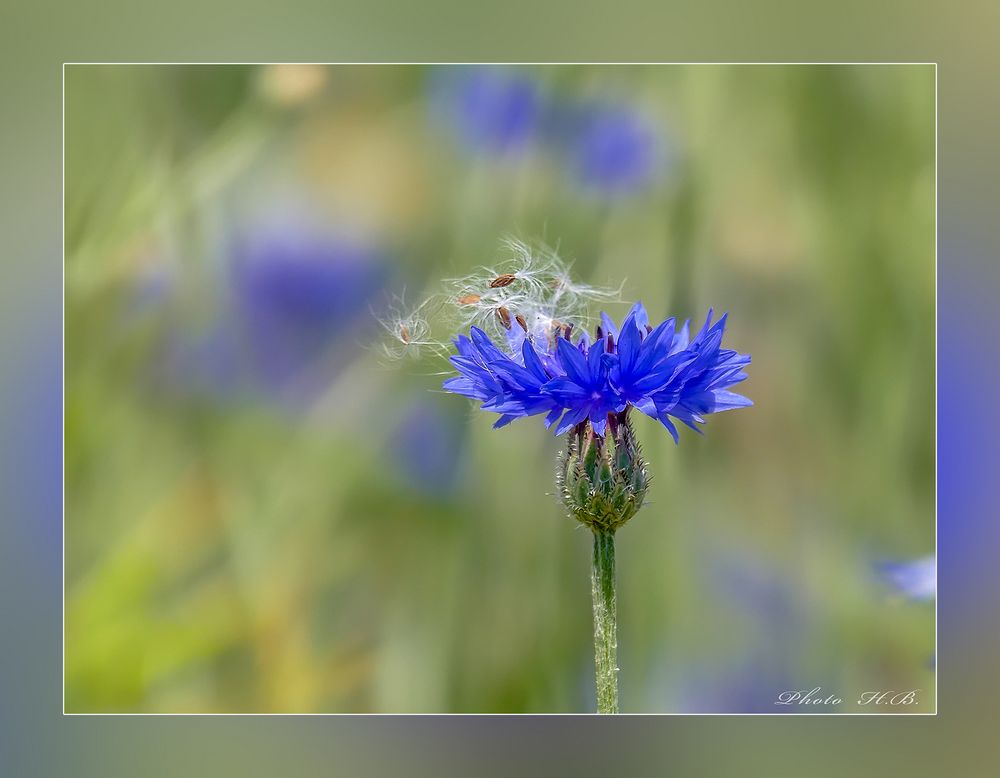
xmin=591 ymin=529 xmax=619 ymax=713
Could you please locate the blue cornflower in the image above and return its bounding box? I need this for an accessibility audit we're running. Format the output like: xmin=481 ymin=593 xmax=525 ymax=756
xmin=161 ymin=227 xmax=387 ymax=403
xmin=642 ymin=310 xmax=753 ymax=443
xmin=605 ymin=310 xmax=693 ymax=428
xmin=434 ymin=260 xmax=754 ymax=712
xmin=543 ymin=337 xmax=621 ymax=436
xmin=391 ymin=399 xmax=466 ymax=496
xmin=430 ymin=67 xmax=541 ymax=156
xmin=878 ymin=556 xmax=936 ymax=602
xmin=564 ymin=101 xmax=661 ymax=195
xmin=443 ymin=329 xmax=563 ymax=430
xmin=230 ymin=231 xmax=387 ymax=392
xmin=443 ymin=300 xmax=751 ymax=442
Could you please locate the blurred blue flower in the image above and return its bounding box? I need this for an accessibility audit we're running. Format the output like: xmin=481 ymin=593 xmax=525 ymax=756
xmin=430 ymin=67 xmax=541 ymax=155
xmin=162 ymin=317 xmax=246 ymax=397
xmin=878 ymin=556 xmax=936 ymax=602
xmin=443 ymin=301 xmax=751 ymax=440
xmin=390 ymin=399 xmax=467 ymax=496
xmin=230 ymin=230 xmax=387 ymax=392
xmin=428 ymin=71 xmax=670 ymax=196
xmin=125 ymin=263 xmax=173 ymax=318
xmin=563 ymin=101 xmax=661 ymax=195
xmin=161 ymin=228 xmax=388 ymax=404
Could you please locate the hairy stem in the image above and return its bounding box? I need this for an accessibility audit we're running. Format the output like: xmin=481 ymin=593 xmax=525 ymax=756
xmin=591 ymin=529 xmax=619 ymax=713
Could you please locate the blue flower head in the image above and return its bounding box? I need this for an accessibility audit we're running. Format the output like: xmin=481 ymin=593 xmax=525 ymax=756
xmin=878 ymin=556 xmax=936 ymax=602
xmin=161 ymin=226 xmax=387 ymax=404
xmin=230 ymin=230 xmax=387 ymax=391
xmin=564 ymin=101 xmax=662 ymax=195
xmin=443 ymin=299 xmax=751 ymax=443
xmin=430 ymin=67 xmax=541 ymax=156
xmin=385 ymin=240 xmax=753 ymax=532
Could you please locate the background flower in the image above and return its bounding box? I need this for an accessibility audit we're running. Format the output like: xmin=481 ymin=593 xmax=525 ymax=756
xmin=229 ymin=228 xmax=388 ymax=396
xmin=158 ymin=223 xmax=388 ymax=405
xmin=879 ymin=556 xmax=936 ymax=602
xmin=429 ymin=67 xmax=542 ymax=156
xmin=561 ymin=100 xmax=662 ymax=195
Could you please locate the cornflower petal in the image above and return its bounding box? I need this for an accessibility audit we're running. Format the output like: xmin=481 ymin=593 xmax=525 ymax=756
xmin=627 ymin=301 xmax=649 ymax=329
xmin=521 ymin=340 xmax=551 ymax=383
xmin=600 ymin=311 xmax=619 ymax=339
xmin=444 ymin=301 xmax=750 ymax=441
xmin=616 ymin=313 xmax=641 ymax=375
xmin=556 ymin=336 xmax=592 ymax=385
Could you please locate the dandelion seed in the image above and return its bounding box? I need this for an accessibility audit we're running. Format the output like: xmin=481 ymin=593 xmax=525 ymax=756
xmin=439 ymin=237 xmax=622 ymax=351
xmin=377 ymin=294 xmax=445 ymax=361
xmin=489 ymin=273 xmax=518 ymax=288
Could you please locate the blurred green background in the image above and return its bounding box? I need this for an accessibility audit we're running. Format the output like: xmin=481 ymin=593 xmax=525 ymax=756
xmin=64 ymin=64 xmax=934 ymax=713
